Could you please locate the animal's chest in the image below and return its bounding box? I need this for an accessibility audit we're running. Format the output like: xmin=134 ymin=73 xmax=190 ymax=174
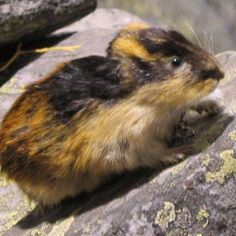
xmin=156 ymin=109 xmax=183 ymax=145
xmin=97 ymin=106 xmax=182 ymax=170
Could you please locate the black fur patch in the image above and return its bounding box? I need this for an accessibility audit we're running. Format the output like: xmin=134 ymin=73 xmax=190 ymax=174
xmin=37 ymin=56 xmax=131 ymax=122
xmin=0 ymin=145 xmax=53 ymax=184
xmin=139 ymin=29 xmax=191 ymax=57
xmin=200 ymin=68 xmax=224 ymax=81
xmin=139 ymin=28 xmax=192 ymax=55
xmin=132 ymin=57 xmax=171 ymax=83
xmin=138 ymin=28 xmax=225 ymax=82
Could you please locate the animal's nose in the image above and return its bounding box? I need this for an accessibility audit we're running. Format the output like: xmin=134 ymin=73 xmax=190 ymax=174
xmin=201 ymin=68 xmax=224 ymax=81
xmin=218 ymin=70 xmax=225 ymax=80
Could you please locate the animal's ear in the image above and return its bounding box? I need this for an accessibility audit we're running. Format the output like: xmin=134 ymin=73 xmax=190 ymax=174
xmin=169 ymin=30 xmax=192 ymax=45
xmin=119 ymin=23 xmax=150 ymax=33
xmin=107 ymin=23 xmax=157 ymax=61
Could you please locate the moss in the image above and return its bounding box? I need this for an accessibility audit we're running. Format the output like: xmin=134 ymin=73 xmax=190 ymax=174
xmin=154 ymin=201 xmax=176 ymax=230
xmin=205 ymin=149 xmax=236 ymax=184
xmin=196 ymin=207 xmax=209 ymax=228
xmin=228 ymin=130 xmax=236 ymax=141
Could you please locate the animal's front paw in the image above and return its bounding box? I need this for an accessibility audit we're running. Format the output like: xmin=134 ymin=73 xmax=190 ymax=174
xmin=172 ymin=118 xmax=195 ymax=147
xmin=192 ymin=100 xmax=222 ymax=116
xmin=175 ymin=153 xmax=186 ymax=161
xmin=171 ymin=144 xmax=193 ymax=158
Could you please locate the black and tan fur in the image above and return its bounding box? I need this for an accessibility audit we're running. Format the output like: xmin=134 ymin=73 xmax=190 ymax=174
xmin=0 ymin=23 xmax=224 ymax=206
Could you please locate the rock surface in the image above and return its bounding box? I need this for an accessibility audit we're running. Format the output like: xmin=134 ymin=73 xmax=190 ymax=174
xmin=0 ymin=0 xmax=96 ymax=47
xmin=0 ymin=8 xmax=235 ymax=236
xmin=99 ymin=0 xmax=236 ymax=53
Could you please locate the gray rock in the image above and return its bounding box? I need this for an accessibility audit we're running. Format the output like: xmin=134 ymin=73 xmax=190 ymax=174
xmin=0 ymin=0 xmax=97 ymax=46
xmin=0 ymin=8 xmax=235 ymax=236
xmin=0 ymin=9 xmax=146 ymax=235
xmin=55 ymin=8 xmax=145 ymax=33
xmin=99 ymin=0 xmax=236 ymax=53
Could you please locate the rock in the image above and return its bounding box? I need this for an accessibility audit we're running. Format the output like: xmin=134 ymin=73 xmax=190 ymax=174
xmin=56 ymin=8 xmax=145 ymax=33
xmin=99 ymin=0 xmax=236 ymax=53
xmin=0 ymin=8 xmax=236 ymax=236
xmin=0 ymin=0 xmax=97 ymax=47
xmin=0 ymin=8 xmax=145 ymax=119
xmin=0 ymin=8 xmax=146 ymax=235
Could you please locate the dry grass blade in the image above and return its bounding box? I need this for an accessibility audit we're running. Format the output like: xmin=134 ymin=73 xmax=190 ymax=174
xmin=0 ymin=44 xmax=81 ymax=73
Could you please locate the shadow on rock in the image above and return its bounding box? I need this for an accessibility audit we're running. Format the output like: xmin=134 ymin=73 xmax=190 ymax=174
xmin=17 ymin=167 xmax=156 ymax=229
xmin=16 ymin=103 xmax=234 ymax=229
xmin=0 ymin=32 xmax=75 ymax=87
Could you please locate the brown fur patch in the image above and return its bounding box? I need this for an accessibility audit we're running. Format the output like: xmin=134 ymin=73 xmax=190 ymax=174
xmin=112 ymin=37 xmax=156 ymax=61
xmin=0 ymin=23 xmax=224 ymax=206
xmin=121 ymin=23 xmax=150 ymax=31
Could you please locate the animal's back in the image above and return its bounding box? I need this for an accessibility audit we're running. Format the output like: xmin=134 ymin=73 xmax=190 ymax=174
xmin=0 ymin=23 xmax=224 ymax=206
xmin=0 ymin=57 xmax=117 ymax=204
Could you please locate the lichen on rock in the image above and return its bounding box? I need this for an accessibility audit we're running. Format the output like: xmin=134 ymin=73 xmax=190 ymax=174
xmin=205 ymin=149 xmax=236 ymax=184
xmin=154 ymin=201 xmax=176 ymax=230
xmin=228 ymin=130 xmax=236 ymax=141
xmin=196 ymin=207 xmax=209 ymax=228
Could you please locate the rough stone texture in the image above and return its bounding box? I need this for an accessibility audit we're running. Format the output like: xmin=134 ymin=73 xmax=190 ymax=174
xmin=0 ymin=8 xmax=235 ymax=236
xmin=0 ymin=0 xmax=96 ymax=46
xmin=99 ymin=0 xmax=236 ymax=53
xmin=55 ymin=8 xmax=145 ymax=33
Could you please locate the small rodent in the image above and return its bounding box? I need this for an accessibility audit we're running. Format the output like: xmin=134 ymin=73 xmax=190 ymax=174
xmin=0 ymin=23 xmax=224 ymax=206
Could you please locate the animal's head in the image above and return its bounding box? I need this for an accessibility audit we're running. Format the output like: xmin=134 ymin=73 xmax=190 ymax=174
xmin=107 ymin=23 xmax=224 ymax=107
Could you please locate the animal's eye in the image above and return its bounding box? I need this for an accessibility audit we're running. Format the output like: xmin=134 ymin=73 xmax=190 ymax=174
xmin=171 ymin=56 xmax=183 ymax=68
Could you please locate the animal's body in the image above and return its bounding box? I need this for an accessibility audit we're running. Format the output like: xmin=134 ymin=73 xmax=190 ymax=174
xmin=0 ymin=23 xmax=224 ymax=206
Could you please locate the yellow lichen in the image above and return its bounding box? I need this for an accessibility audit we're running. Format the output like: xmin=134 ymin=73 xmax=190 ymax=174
xmin=148 ymin=175 xmax=159 ymax=184
xmin=196 ymin=207 xmax=209 ymax=228
xmin=0 ymin=175 xmax=11 ymax=187
xmin=202 ymin=154 xmax=212 ymax=167
xmin=171 ymin=161 xmax=187 ymax=175
xmin=0 ymin=192 xmax=36 ymax=235
xmin=83 ymin=225 xmax=92 ymax=234
xmin=205 ymin=149 xmax=236 ymax=184
xmin=31 ymin=229 xmax=47 ymax=236
xmin=228 ymin=130 xmax=236 ymax=141
xmin=168 ymin=229 xmax=182 ymax=236
xmin=48 ymin=216 xmax=75 ymax=236
xmin=0 ymin=77 xmax=24 ymax=94
xmin=0 ymin=211 xmax=22 ymax=235
xmin=154 ymin=201 xmax=176 ymax=229
xmin=168 ymin=181 xmax=176 ymax=188
xmin=30 ymin=223 xmax=49 ymax=236
xmin=0 ymin=193 xmax=14 ymax=208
